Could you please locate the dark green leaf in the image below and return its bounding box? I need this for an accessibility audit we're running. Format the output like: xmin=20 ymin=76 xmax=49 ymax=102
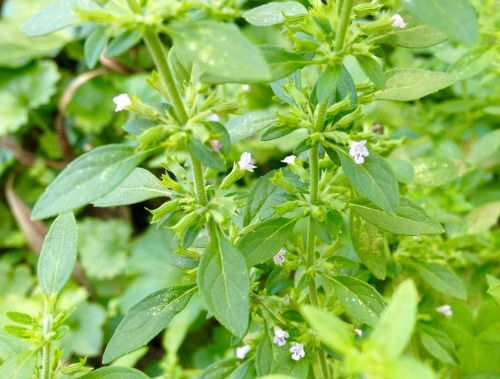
xmin=197 ymin=229 xmax=249 ymax=337
xmin=404 ymin=0 xmax=478 ymax=45
xmin=78 ymin=366 xmax=150 ymax=379
xmin=332 ymin=146 xmax=399 ymax=214
xmin=335 ymin=65 xmax=357 ymax=105
xmin=93 ymin=168 xmax=170 ymax=207
xmin=84 ymin=26 xmax=108 ymax=69
xmin=226 ymin=111 xmax=277 ymax=144
xmin=169 ymin=21 xmax=270 ymax=84
xmin=238 ymin=218 xmax=297 ymax=267
xmin=199 ymin=358 xmax=238 ymax=379
xmin=375 ymin=69 xmax=457 ymax=101
xmin=32 ymin=144 xmax=146 ymax=219
xmin=261 ymin=124 xmax=297 ymax=141
xmin=312 ymin=210 xmax=343 ymax=244
xmin=419 ymin=326 xmax=459 ymax=365
xmin=187 ymin=135 xmax=225 ymax=170
xmin=356 ymin=55 xmax=385 ymax=89
xmin=38 ymin=212 xmax=77 ymax=296
xmin=103 ymin=286 xmax=195 ymax=363
xmin=350 ymin=196 xmax=444 ymax=235
xmin=259 ymin=45 xmax=311 ymax=81
xmin=243 ymin=2 xmax=307 ymax=26
xmin=122 ymin=119 xmax=157 ymax=136
xmin=315 ymin=65 xmax=342 ymax=104
xmin=351 ymin=213 xmax=386 ymax=280
xmin=205 ymin=121 xmax=231 ymax=156
xmin=106 ymin=30 xmax=143 ymax=58
xmin=414 ymin=262 xmax=467 ymax=300
xmin=325 ymin=275 xmax=385 ymax=326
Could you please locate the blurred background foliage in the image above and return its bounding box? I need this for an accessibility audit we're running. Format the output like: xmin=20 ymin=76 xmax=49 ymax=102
xmin=0 ymin=0 xmax=499 ymax=377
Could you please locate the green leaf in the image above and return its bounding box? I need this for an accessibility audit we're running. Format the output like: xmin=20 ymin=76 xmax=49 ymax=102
xmin=187 ymin=135 xmax=225 ymax=170
xmin=261 ymin=124 xmax=297 ymax=141
xmin=93 ymin=168 xmax=170 ymax=207
xmin=350 ymin=196 xmax=444 ymax=235
xmin=259 ymin=45 xmax=311 ymax=81
xmin=315 ymin=64 xmax=342 ymax=104
xmin=32 ymin=144 xmax=146 ymax=220
xmin=375 ymin=69 xmax=457 ymax=101
xmin=0 ymin=336 xmax=28 ymax=361
xmin=0 ymin=60 xmax=60 ymax=135
xmin=20 ymin=0 xmax=80 ymax=37
xmin=325 ymin=275 xmax=385 ymax=326
xmin=372 ymin=13 xmax=447 ymax=48
xmin=419 ymin=326 xmax=459 ymax=365
xmin=205 ymin=121 xmax=231 ymax=156
xmin=414 ymin=262 xmax=467 ymax=300
xmin=197 ymin=229 xmax=249 ymax=337
xmin=385 ymin=357 xmax=435 ymax=379
xmin=365 ymin=280 xmax=417 ymax=358
xmin=84 ymin=26 xmax=108 ymax=69
xmin=106 ymin=30 xmax=143 ymax=58
xmin=333 ymin=146 xmax=399 ymax=214
xmin=466 ymin=129 xmax=500 ymax=168
xmin=243 ymin=2 xmax=307 ymax=26
xmin=78 ymin=366 xmax=150 ymax=379
xmin=356 ymin=55 xmax=385 ymax=89
xmin=404 ymin=0 xmax=478 ymax=45
xmin=168 ymin=45 xmax=193 ymax=86
xmin=336 ymin=64 xmax=357 ymax=105
xmin=5 ymin=312 xmax=33 ymax=326
xmin=226 ymin=111 xmax=277 ymax=144
xmin=301 ymin=306 xmax=355 ymax=355
xmin=78 ymin=218 xmax=131 ymax=280
xmin=103 ymin=286 xmax=195 ymax=363
xmin=312 ymin=210 xmax=343 ymax=244
xmin=199 ymin=358 xmax=238 ymax=379
xmin=169 ymin=21 xmax=270 ymax=84
xmin=412 ymin=156 xmax=458 ymax=187
xmin=351 ymin=213 xmax=386 ymax=280
xmin=0 ymin=351 xmax=36 ymax=379
xmin=38 ymin=212 xmax=77 ymax=297
xmin=451 ymin=47 xmax=496 ymax=81
xmin=486 ymin=275 xmax=500 ymax=306
xmin=238 ymin=218 xmax=297 ymax=267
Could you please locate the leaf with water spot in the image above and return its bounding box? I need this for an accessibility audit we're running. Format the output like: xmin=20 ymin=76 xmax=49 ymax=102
xmin=226 ymin=111 xmax=277 ymax=143
xmin=169 ymin=21 xmax=271 ymax=84
xmin=324 ymin=275 xmax=385 ymax=326
xmin=103 ymin=286 xmax=195 ymax=363
xmin=243 ymin=2 xmax=307 ymax=26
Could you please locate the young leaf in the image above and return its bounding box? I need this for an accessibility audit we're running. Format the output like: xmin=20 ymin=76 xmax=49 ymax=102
xmin=364 ymin=280 xmax=418 ymax=358
xmin=106 ymin=30 xmax=143 ymax=58
xmin=270 ymin=70 xmax=301 ymax=105
xmin=226 ymin=111 xmax=277 ymax=144
xmin=168 ymin=45 xmax=193 ymax=86
xmin=102 ymin=286 xmax=195 ymax=363
xmin=93 ymin=168 xmax=170 ymax=207
xmin=332 ymin=146 xmax=399 ymax=214
xmin=38 ymin=212 xmax=77 ymax=297
xmin=243 ymin=2 xmax=307 ymax=26
xmin=20 ymin=0 xmax=80 ymax=37
xmin=372 ymin=13 xmax=447 ymax=48
xmin=197 ymin=229 xmax=249 ymax=337
xmin=186 ymin=135 xmax=225 ymax=171
xmin=356 ymin=55 xmax=385 ymax=89
xmin=32 ymin=144 xmax=147 ymax=220
xmin=414 ymin=262 xmax=467 ymax=300
xmin=351 ymin=213 xmax=386 ymax=280
xmin=312 ymin=210 xmax=343 ymax=244
xmin=314 ymin=64 xmax=342 ymax=104
xmin=350 ymin=196 xmax=444 ymax=235
xmin=238 ymin=217 xmax=297 ymax=267
xmin=259 ymin=46 xmax=311 ymax=81
xmin=301 ymin=306 xmax=355 ymax=355
xmin=168 ymin=21 xmax=271 ymax=84
xmin=336 ymin=65 xmax=357 ymax=105
xmin=375 ymin=69 xmax=457 ymax=101
xmin=78 ymin=366 xmax=150 ymax=379
xmin=84 ymin=26 xmax=108 ymax=69
xmin=419 ymin=326 xmax=459 ymax=365
xmin=404 ymin=0 xmax=478 ymax=45
xmin=325 ymin=275 xmax=385 ymax=326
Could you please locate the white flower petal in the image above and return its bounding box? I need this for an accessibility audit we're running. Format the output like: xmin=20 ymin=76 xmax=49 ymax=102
xmin=391 ymin=14 xmax=407 ymax=29
xmin=236 ymin=345 xmax=251 ymax=359
xmin=281 ymin=155 xmax=296 ymax=165
xmin=113 ymin=94 xmax=131 ymax=112
xmin=238 ymin=152 xmax=257 ymax=172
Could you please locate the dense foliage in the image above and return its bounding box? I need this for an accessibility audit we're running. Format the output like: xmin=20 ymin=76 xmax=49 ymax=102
xmin=0 ymin=0 xmax=499 ymax=378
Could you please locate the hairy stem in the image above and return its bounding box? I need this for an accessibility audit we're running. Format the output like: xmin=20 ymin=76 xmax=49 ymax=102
xmin=334 ymin=0 xmax=354 ymax=52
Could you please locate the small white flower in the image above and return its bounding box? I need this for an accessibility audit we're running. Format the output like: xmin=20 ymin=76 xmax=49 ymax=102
xmin=391 ymin=14 xmax=407 ymax=29
xmin=273 ymin=248 xmax=286 ymax=265
xmin=209 ymin=113 xmax=221 ymax=122
xmin=210 ymin=139 xmax=222 ymax=152
xmin=290 ymin=343 xmax=305 ymax=361
xmin=436 ymin=304 xmax=453 ymax=317
xmin=349 ymin=140 xmax=369 ymax=164
xmin=281 ymin=155 xmax=296 ymax=165
xmin=113 ymin=94 xmax=131 ymax=112
xmin=242 ymin=84 xmax=251 ymax=92
xmin=238 ymin=152 xmax=257 ymax=172
xmin=273 ymin=326 xmax=289 ymax=346
xmin=236 ymin=345 xmax=251 ymax=359
xmin=354 ymin=328 xmax=363 ymax=337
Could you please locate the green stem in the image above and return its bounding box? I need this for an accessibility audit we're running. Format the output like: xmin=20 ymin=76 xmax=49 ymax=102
xmin=40 ymin=299 xmax=55 ymax=379
xmin=334 ymin=0 xmax=354 ymax=52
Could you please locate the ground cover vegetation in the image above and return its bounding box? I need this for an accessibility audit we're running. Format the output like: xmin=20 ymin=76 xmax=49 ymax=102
xmin=0 ymin=0 xmax=499 ymax=378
